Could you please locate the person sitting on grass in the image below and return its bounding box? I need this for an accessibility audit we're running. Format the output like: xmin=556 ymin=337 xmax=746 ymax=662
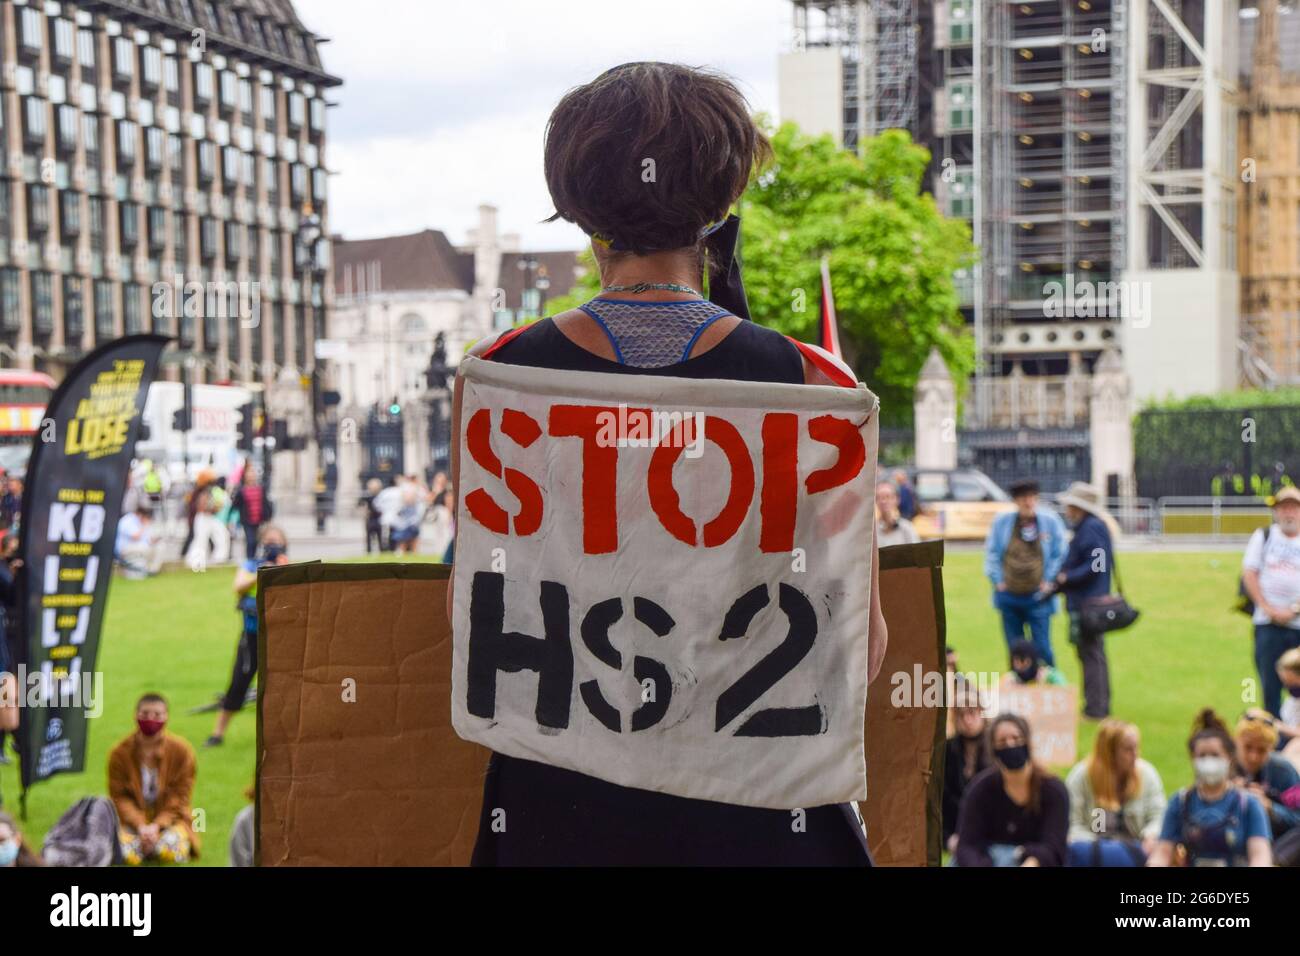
xmin=207 ymin=525 xmax=290 ymax=747
xmin=999 ymin=638 xmax=1066 ymax=687
xmin=1275 ymin=648 xmax=1300 ymax=772
xmin=1232 ymin=711 xmax=1300 ymax=862
xmin=943 ymin=677 xmax=991 ymax=855
xmin=1066 ymin=718 xmax=1166 ymax=866
xmin=0 ymin=810 xmax=43 ymax=866
xmin=108 ymin=693 xmax=200 ymax=865
xmin=954 ymin=713 xmax=1069 ymax=867
xmin=1147 ymin=708 xmax=1272 ymax=867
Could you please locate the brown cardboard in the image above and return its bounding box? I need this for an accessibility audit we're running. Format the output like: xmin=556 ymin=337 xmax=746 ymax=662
xmin=255 ymin=563 xmax=489 ymax=867
xmin=257 ymin=545 xmax=945 ymax=866
xmin=865 ymin=540 xmax=947 ymax=867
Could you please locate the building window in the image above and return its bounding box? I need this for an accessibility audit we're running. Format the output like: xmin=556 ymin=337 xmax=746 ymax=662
xmin=310 ymin=98 xmax=326 ymax=134
xmin=241 ymin=153 xmax=255 ymax=189
xmin=312 ymin=168 xmax=327 ymax=205
xmin=145 ymin=127 xmax=165 ymax=170
xmin=163 ymin=56 xmax=179 ymax=95
xmin=222 ymin=145 xmax=239 ymax=186
xmin=52 ymin=19 xmax=75 ymax=64
xmin=200 ymin=217 xmax=217 ymax=259
xmin=290 ymin=164 xmax=306 ymax=202
xmin=27 ymin=185 xmax=50 ymax=233
xmin=19 ymin=8 xmax=43 ymax=57
xmin=94 ymin=280 xmax=115 ymax=339
xmin=56 ymin=105 xmax=78 ymax=153
xmin=78 ymin=29 xmax=97 ymax=72
xmin=83 ymin=114 xmax=100 ymax=162
xmin=124 ymin=283 xmax=143 ymax=333
xmin=64 ymin=276 xmax=84 ymax=340
xmin=949 ymin=0 xmax=974 ymax=44
xmin=0 ymin=270 xmax=19 ymax=333
xmin=198 ymin=141 xmax=216 ymax=183
xmin=173 ymin=211 xmax=188 ymax=263
xmin=252 ymin=302 xmax=266 ymax=366
xmin=120 ymin=202 xmax=139 ymax=248
xmin=263 ymin=157 xmax=278 ymax=203
xmin=948 ymin=81 xmax=974 ymax=132
xmin=31 ymin=272 xmax=54 ymax=335
xmin=113 ymin=37 xmax=135 ymax=82
xmin=219 ymin=71 xmax=237 ymax=111
xmin=88 ymin=197 xmax=105 ymax=251
xmin=168 ymin=133 xmax=184 ymax=175
xmin=239 ymin=79 xmax=253 ymax=115
xmin=247 ymin=227 xmax=260 ymax=276
xmin=117 ymin=120 xmax=138 ymax=167
xmin=194 ymin=63 xmax=214 ymax=104
xmin=148 ymin=207 xmax=166 ymax=252
xmin=260 ymin=86 xmax=275 ymax=128
xmin=225 ymin=221 xmax=243 ymax=261
xmin=142 ymin=47 xmax=162 ymax=89
xmin=60 ymin=191 xmax=80 ymax=237
xmin=23 ymin=97 xmax=47 ymax=146
xmin=268 ymin=230 xmax=281 ymax=278
xmin=288 ymin=93 xmax=305 ymax=129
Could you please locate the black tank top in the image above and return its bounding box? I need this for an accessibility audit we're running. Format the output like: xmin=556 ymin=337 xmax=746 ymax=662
xmin=469 ymin=316 xmax=871 ymax=866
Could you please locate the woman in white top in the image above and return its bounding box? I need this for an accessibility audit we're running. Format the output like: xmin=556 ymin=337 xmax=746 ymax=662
xmin=1066 ymin=718 xmax=1166 ymax=866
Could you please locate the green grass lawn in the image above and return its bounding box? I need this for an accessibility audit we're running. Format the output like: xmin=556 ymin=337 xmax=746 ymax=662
xmin=0 ymin=548 xmax=1255 ymax=864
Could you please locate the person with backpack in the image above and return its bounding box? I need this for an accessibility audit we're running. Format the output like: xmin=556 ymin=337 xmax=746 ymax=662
xmin=1241 ymin=486 xmax=1300 ymax=717
xmin=983 ymin=479 xmax=1067 ymax=670
xmin=1148 ymin=708 xmax=1273 ymax=867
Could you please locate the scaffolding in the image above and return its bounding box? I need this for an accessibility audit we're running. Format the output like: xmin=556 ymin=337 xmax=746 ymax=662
xmin=791 ymin=0 xmax=921 ymax=150
xmin=973 ymin=0 xmax=1128 ymax=427
xmin=1238 ymin=0 xmax=1300 ymax=385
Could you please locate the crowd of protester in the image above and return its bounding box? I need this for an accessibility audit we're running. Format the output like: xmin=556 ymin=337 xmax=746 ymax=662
xmin=356 ymin=470 xmax=455 ymax=560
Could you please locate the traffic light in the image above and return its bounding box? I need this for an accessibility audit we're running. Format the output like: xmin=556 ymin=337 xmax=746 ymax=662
xmin=235 ymin=402 xmax=255 ymax=452
xmin=172 ymin=384 xmax=192 ymax=432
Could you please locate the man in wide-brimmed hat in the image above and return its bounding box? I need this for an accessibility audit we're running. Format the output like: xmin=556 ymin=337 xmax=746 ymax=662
xmin=1055 ymin=481 xmax=1117 ymax=718
xmin=983 ymin=478 xmax=1068 ymax=670
xmin=1242 ymin=486 xmax=1300 ymax=717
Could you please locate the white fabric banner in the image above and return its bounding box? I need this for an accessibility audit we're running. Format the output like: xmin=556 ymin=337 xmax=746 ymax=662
xmin=451 ymin=356 xmax=879 ymax=809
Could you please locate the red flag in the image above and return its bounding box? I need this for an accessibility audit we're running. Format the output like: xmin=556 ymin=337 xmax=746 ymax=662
xmin=819 ymin=258 xmax=842 ymax=359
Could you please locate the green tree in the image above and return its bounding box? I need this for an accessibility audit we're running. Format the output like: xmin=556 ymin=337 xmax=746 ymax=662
xmin=741 ymin=121 xmax=976 ymax=424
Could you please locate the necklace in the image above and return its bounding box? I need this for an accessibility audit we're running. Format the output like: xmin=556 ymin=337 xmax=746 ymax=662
xmin=600 ymin=282 xmax=702 ymax=296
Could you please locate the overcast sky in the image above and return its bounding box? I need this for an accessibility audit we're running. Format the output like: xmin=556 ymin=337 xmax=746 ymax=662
xmin=295 ymin=0 xmax=793 ymax=251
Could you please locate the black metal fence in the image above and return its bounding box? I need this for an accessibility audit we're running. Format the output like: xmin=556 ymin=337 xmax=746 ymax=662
xmin=1134 ymin=405 xmax=1300 ymax=500
xmin=958 ymin=428 xmax=1091 ymax=494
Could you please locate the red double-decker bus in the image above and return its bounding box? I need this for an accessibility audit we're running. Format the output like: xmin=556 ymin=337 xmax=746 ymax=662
xmin=0 ymin=369 xmax=56 ymax=473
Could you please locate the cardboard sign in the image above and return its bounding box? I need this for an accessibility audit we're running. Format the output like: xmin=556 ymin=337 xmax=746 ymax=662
xmin=997 ymin=682 xmax=1079 ymax=768
xmin=865 ymin=540 xmax=948 ymax=867
xmin=256 ymin=550 xmax=946 ymax=866
xmin=451 ymin=357 xmax=879 ymax=810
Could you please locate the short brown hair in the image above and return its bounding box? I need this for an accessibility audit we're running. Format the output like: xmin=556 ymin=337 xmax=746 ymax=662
xmin=544 ymin=62 xmax=770 ymax=255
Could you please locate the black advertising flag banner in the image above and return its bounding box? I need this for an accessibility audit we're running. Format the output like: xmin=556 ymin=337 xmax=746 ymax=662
xmin=17 ymin=334 xmax=170 ymax=791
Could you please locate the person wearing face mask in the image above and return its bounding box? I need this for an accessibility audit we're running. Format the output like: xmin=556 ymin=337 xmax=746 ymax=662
xmin=954 ymin=713 xmax=1069 ymax=866
xmin=998 ymin=638 xmax=1067 ymax=688
xmin=943 ymin=678 xmax=991 ymax=854
xmin=108 ymin=694 xmax=199 ymax=865
xmin=1066 ymin=719 xmax=1166 ymax=866
xmin=1242 ymin=486 xmax=1300 ymax=718
xmin=207 ymin=525 xmax=290 ymax=747
xmin=1148 ymin=708 xmax=1272 ymax=867
xmin=0 ymin=811 xmax=42 ymax=866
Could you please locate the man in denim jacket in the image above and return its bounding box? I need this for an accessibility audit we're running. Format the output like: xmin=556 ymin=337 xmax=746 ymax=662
xmin=984 ymin=479 xmax=1067 ymax=668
